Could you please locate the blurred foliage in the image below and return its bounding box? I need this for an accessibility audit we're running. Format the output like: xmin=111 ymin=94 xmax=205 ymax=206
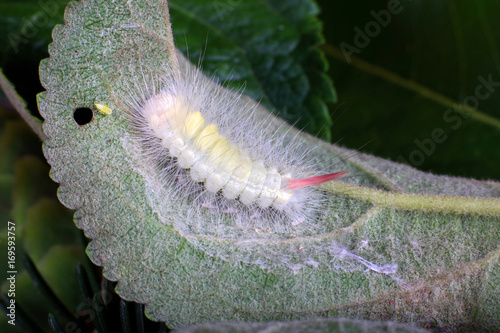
xmin=319 ymin=0 xmax=500 ymax=180
xmin=0 ymin=105 xmax=89 ymax=332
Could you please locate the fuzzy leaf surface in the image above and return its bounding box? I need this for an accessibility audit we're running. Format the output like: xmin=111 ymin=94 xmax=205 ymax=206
xmin=38 ymin=0 xmax=500 ymax=330
xmin=174 ymin=318 xmax=430 ymax=333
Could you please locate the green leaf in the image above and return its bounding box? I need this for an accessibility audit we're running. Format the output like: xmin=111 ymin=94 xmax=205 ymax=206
xmin=174 ymin=318 xmax=431 ymax=333
xmin=12 ymin=156 xmax=58 ymax=227
xmin=23 ymin=198 xmax=78 ymax=262
xmin=319 ymin=0 xmax=500 ymax=179
xmin=0 ymin=116 xmax=42 ymax=177
xmin=0 ymin=0 xmax=65 ymax=56
xmin=0 ymin=246 xmax=85 ymax=331
xmin=38 ymin=0 xmax=500 ymax=331
xmin=0 ymin=0 xmax=68 ymax=115
xmin=169 ymin=0 xmax=335 ymax=140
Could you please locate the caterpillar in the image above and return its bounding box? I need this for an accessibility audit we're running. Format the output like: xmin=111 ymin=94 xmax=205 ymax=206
xmin=117 ymin=54 xmax=347 ymax=236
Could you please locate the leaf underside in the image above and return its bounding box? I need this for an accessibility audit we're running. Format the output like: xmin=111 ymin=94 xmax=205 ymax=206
xmin=175 ymin=318 xmax=430 ymax=333
xmin=38 ymin=0 xmax=500 ymax=330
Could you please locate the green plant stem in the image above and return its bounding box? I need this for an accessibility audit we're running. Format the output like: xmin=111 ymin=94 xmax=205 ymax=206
xmin=0 ymin=69 xmax=47 ymax=141
xmin=323 ymin=44 xmax=500 ymax=131
xmin=327 ymin=182 xmax=500 ymax=216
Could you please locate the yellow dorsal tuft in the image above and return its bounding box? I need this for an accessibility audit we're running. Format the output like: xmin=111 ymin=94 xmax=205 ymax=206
xmin=183 ymin=111 xmax=205 ymax=139
xmin=195 ymin=124 xmax=220 ymax=150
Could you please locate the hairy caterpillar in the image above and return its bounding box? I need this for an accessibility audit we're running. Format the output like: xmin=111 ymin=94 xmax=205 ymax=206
xmin=119 ymin=55 xmax=347 ymax=235
xmin=114 ymin=58 xmax=398 ymax=276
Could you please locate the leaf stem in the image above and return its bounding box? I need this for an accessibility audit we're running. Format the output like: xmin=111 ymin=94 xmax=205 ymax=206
xmin=327 ymin=182 xmax=500 ymax=217
xmin=323 ymin=44 xmax=500 ymax=131
xmin=0 ymin=69 xmax=47 ymax=141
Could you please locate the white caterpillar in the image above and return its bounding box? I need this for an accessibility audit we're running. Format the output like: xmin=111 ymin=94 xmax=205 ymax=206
xmin=101 ymin=54 xmax=398 ymax=277
xmin=119 ymin=55 xmax=346 ymax=234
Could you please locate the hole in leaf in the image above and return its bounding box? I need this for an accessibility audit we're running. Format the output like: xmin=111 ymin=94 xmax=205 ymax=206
xmin=73 ymin=107 xmax=94 ymax=126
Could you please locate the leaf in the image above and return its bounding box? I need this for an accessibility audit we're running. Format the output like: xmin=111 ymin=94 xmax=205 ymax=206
xmin=0 ymin=0 xmax=68 ymax=116
xmin=318 ymin=0 xmax=500 ymax=180
xmin=0 ymin=245 xmax=85 ymax=331
xmin=174 ymin=318 xmax=431 ymax=333
xmin=169 ymin=0 xmax=336 ymax=140
xmin=38 ymin=0 xmax=500 ymax=331
xmin=0 ymin=0 xmax=65 ymax=55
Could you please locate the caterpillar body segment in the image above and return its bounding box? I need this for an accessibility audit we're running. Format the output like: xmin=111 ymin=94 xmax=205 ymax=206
xmin=141 ymin=92 xmax=347 ymax=214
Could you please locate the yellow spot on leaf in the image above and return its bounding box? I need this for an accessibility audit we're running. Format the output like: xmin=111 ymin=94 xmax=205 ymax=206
xmin=95 ymin=103 xmax=112 ymax=115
